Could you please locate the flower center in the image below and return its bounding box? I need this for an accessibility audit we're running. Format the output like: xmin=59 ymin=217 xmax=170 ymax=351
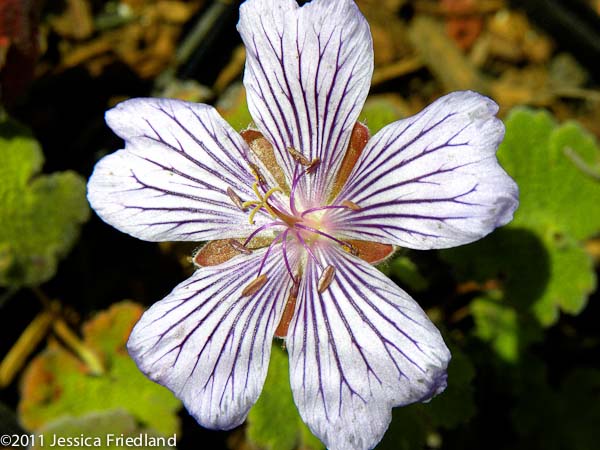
xmin=225 ymin=147 xmax=360 ymax=298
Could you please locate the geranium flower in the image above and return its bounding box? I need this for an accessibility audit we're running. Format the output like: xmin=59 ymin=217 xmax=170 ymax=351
xmin=87 ymin=0 xmax=519 ymax=448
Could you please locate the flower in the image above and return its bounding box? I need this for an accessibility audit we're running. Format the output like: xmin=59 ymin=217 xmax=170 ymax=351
xmin=87 ymin=0 xmax=519 ymax=448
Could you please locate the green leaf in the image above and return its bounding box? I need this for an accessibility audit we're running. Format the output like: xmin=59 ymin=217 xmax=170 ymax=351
xmin=18 ymin=302 xmax=181 ymax=436
xmin=32 ymin=410 xmax=175 ymax=450
xmin=247 ymin=345 xmax=323 ymax=450
xmin=442 ymin=109 xmax=600 ymax=326
xmin=470 ymin=294 xmax=542 ymax=362
xmin=360 ymin=95 xmax=408 ymax=134
xmin=500 ymin=109 xmax=600 ymax=324
xmin=217 ymin=84 xmax=254 ymax=132
xmin=380 ymin=255 xmax=429 ymax=292
xmin=0 ymin=117 xmax=89 ymax=287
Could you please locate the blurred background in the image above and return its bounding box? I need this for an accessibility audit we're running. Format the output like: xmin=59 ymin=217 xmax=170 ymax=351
xmin=1 ymin=0 xmax=600 ymax=449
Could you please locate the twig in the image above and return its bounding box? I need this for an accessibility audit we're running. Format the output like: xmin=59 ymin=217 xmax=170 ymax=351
xmin=564 ymin=147 xmax=600 ymax=180
xmin=53 ymin=318 xmax=105 ymax=376
xmin=0 ymin=311 xmax=54 ymax=387
xmin=371 ymin=56 xmax=424 ymax=86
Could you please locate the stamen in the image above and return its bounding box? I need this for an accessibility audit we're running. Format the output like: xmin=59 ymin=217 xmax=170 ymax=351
xmin=317 ymin=265 xmax=335 ymax=293
xmin=228 ymin=239 xmax=251 ymax=255
xmin=345 ymin=244 xmax=359 ymax=256
xmin=290 ymin=276 xmax=300 ymax=297
xmin=281 ymin=229 xmax=295 ymax=281
xmin=295 ymin=223 xmax=353 ymax=249
xmin=294 ymin=230 xmax=322 ymax=269
xmin=257 ymin=233 xmax=285 ymax=275
xmin=248 ymin=162 xmax=266 ymax=184
xmin=274 ymin=274 xmax=300 ymax=339
xmin=289 ymin=165 xmax=302 ymax=216
xmin=301 ymin=204 xmax=351 ymax=217
xmin=341 ymin=200 xmax=361 ymax=210
xmin=242 ymin=221 xmax=285 ymax=247
xmin=287 ymin=147 xmax=311 ymax=166
xmin=227 ymin=187 xmax=246 ymax=211
xmin=306 ymin=158 xmax=320 ymax=174
xmin=242 ymin=274 xmax=268 ymax=297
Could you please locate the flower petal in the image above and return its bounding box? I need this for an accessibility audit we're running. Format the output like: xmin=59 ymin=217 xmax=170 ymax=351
xmin=88 ymin=98 xmax=270 ymax=242
xmin=287 ymin=245 xmax=450 ymax=450
xmin=331 ymin=91 xmax=519 ymax=249
xmin=238 ymin=0 xmax=373 ymax=205
xmin=127 ymin=245 xmax=296 ymax=429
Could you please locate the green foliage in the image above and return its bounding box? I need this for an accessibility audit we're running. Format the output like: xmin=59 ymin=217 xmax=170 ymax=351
xmin=0 ymin=117 xmax=89 ymax=287
xmin=498 ymin=110 xmax=599 ymax=324
xmin=442 ymin=109 xmax=600 ymax=330
xmin=18 ymin=302 xmax=181 ymax=437
xmin=32 ymin=410 xmax=175 ymax=450
xmin=218 ymin=85 xmax=254 ymax=131
xmin=360 ymin=95 xmax=408 ymax=134
xmin=470 ymin=293 xmax=543 ymax=363
xmin=442 ymin=228 xmax=545 ymax=361
xmin=379 ymin=255 xmax=430 ymax=292
xmin=247 ymin=345 xmax=323 ymax=450
xmin=376 ymin=345 xmax=476 ymax=449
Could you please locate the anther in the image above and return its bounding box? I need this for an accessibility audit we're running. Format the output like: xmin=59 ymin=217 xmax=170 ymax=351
xmin=317 ymin=265 xmax=336 ymax=293
xmin=227 ymin=187 xmax=246 ymax=211
xmin=306 ymin=158 xmax=320 ymax=174
xmin=249 ymin=162 xmax=266 ymax=184
xmin=341 ymin=200 xmax=361 ymax=211
xmin=228 ymin=239 xmax=252 ymax=254
xmin=287 ymin=147 xmax=311 ymax=166
xmin=242 ymin=274 xmax=268 ymax=297
xmin=290 ymin=276 xmax=300 ymax=297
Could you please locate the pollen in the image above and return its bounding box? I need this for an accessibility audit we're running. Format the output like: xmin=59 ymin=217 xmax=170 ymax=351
xmin=242 ymin=274 xmax=268 ymax=296
xmin=306 ymin=158 xmax=320 ymax=174
xmin=287 ymin=147 xmax=311 ymax=166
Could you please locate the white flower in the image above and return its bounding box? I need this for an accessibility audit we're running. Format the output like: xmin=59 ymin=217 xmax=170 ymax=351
xmin=87 ymin=0 xmax=519 ymax=449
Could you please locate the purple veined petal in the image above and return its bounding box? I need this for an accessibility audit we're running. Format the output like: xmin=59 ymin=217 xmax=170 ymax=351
xmin=287 ymin=244 xmax=450 ymax=450
xmin=329 ymin=91 xmax=519 ymax=250
xmin=238 ymin=0 xmax=373 ymax=206
xmin=88 ymin=98 xmax=271 ymax=242
xmin=127 ymin=245 xmax=298 ymax=429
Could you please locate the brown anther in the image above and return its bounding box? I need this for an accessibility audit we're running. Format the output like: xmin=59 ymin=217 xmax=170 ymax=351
xmin=341 ymin=200 xmax=361 ymax=211
xmin=228 ymin=239 xmax=252 ymax=255
xmin=290 ymin=276 xmax=300 ymax=297
xmin=305 ymin=158 xmax=321 ymax=174
xmin=248 ymin=162 xmax=266 ymax=184
xmin=287 ymin=147 xmax=311 ymax=166
xmin=317 ymin=265 xmax=336 ymax=293
xmin=275 ymin=275 xmax=300 ymax=338
xmin=348 ymin=244 xmax=359 ymax=256
xmin=242 ymin=274 xmax=268 ymax=297
xmin=227 ymin=187 xmax=245 ymax=211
